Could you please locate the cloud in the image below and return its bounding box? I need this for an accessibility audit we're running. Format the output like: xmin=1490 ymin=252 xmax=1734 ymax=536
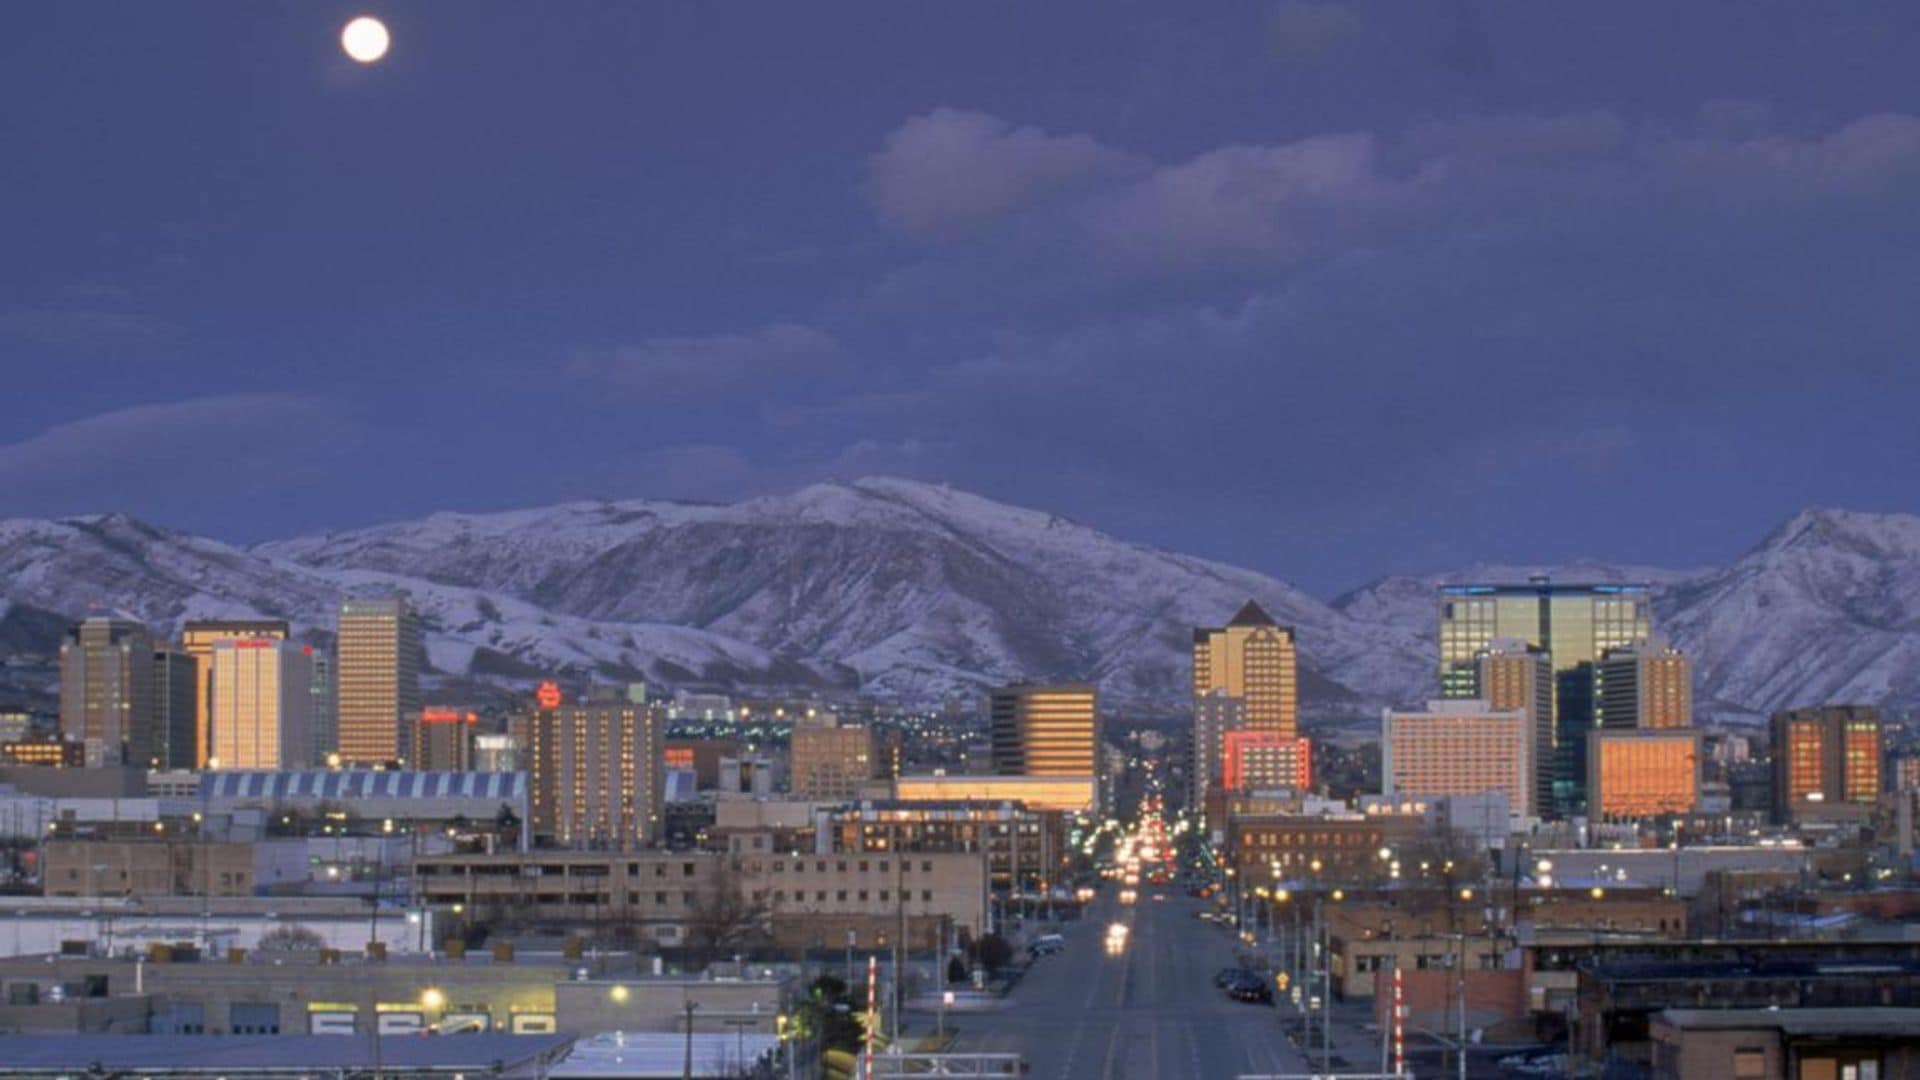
xmin=867 ymin=109 xmax=1140 ymax=238
xmin=574 ymin=323 xmax=850 ymax=402
xmin=0 ymin=309 xmax=178 ymax=351
xmin=0 ymin=395 xmax=359 ymax=527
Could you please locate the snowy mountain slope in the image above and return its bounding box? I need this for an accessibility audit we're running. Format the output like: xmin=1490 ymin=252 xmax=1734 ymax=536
xmin=0 ymin=515 xmax=844 ymax=692
xmin=261 ymin=478 xmax=1432 ymax=706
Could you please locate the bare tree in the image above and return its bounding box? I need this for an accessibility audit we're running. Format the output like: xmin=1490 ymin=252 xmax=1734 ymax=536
xmin=257 ymin=923 xmax=327 ymax=951
xmin=687 ymin=860 xmax=772 ymax=967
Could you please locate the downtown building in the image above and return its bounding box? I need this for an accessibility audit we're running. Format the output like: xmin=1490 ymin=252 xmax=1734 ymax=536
xmin=334 ymin=597 xmax=422 ymax=767
xmin=1381 ymin=699 xmax=1535 ymax=824
xmin=517 ymin=684 xmax=664 ymax=849
xmin=181 ymin=620 xmax=290 ymax=768
xmin=1192 ymin=601 xmax=1301 ymax=830
xmin=1597 ymin=640 xmax=1693 ymax=730
xmin=1439 ymin=579 xmax=1652 ymax=816
xmin=1771 ymin=705 xmax=1883 ymax=824
xmin=58 ymin=614 xmax=162 ymax=767
xmin=789 ymin=715 xmax=877 ymax=801
xmin=207 ymin=638 xmax=315 ymax=769
xmin=1588 ymin=728 xmax=1700 ymax=821
xmin=986 ymin=683 xmax=1099 ymax=809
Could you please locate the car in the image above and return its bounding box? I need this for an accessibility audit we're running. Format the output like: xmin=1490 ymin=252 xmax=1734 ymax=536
xmin=1028 ymin=940 xmax=1063 ymax=959
xmin=1226 ymin=974 xmax=1273 ymax=1004
xmin=1214 ymin=967 xmax=1251 ymax=989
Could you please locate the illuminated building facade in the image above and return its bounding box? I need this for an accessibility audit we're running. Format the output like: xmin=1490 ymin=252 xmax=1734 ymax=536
xmin=334 ymin=597 xmax=421 ymax=767
xmin=1771 ymin=705 xmax=1883 ymax=824
xmin=58 ymin=615 xmax=156 ymax=767
xmin=1598 ymin=641 xmax=1693 ymax=730
xmin=892 ymin=774 xmax=1096 ymax=814
xmin=1589 ymin=729 xmax=1700 ymax=819
xmin=182 ymin=620 xmax=290 ymax=768
xmin=208 ymin=639 xmax=315 ymax=769
xmin=1192 ymin=601 xmax=1298 ymax=739
xmin=1382 ymin=700 xmax=1534 ymax=822
xmin=1221 ymin=730 xmax=1311 ymax=792
xmin=988 ymin=683 xmax=1098 ymax=780
xmin=523 ymin=692 xmax=663 ymax=849
xmin=1478 ymin=639 xmax=1555 ymax=819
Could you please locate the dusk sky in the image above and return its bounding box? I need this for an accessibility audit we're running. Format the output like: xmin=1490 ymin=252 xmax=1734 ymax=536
xmin=6 ymin=3 xmax=1920 ymax=595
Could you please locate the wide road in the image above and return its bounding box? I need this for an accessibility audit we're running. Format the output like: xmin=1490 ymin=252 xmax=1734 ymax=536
xmin=953 ymin=891 xmax=1316 ymax=1079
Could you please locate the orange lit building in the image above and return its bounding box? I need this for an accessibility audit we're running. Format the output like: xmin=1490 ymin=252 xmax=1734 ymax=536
xmin=1192 ymin=602 xmax=1298 ymax=739
xmin=987 ymin=684 xmax=1098 ymax=781
xmin=181 ymin=620 xmax=289 ymax=768
xmin=334 ymin=597 xmax=421 ymax=767
xmin=1222 ymin=730 xmax=1310 ymax=792
xmin=1589 ymin=729 xmax=1699 ymax=820
xmin=1382 ymin=701 xmax=1533 ymax=821
xmin=1771 ymin=706 xmax=1882 ymax=824
xmin=1 ymin=737 xmax=85 ymax=767
xmin=522 ymin=690 xmax=664 ymax=849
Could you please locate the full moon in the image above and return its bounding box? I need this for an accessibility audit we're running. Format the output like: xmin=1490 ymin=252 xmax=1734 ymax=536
xmin=340 ymin=16 xmax=391 ymax=64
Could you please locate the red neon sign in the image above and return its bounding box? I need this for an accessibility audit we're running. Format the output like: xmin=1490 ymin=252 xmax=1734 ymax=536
xmin=535 ymin=681 xmax=563 ymax=710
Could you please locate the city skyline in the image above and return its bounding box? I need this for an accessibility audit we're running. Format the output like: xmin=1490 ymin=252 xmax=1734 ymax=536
xmin=8 ymin=5 xmax=1920 ymax=595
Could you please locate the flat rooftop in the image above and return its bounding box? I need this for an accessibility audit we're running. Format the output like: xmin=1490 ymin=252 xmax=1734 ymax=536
xmin=1658 ymin=1007 xmax=1920 ymax=1038
xmin=0 ymin=1033 xmax=575 ymax=1074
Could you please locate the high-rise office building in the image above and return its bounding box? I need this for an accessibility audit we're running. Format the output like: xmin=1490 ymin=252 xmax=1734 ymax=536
xmin=1192 ymin=602 xmax=1298 ymax=739
xmin=335 ymin=597 xmax=422 ymax=766
xmin=1771 ymin=705 xmax=1883 ymax=824
xmin=1597 ymin=641 xmax=1692 ymax=730
xmin=1589 ymin=729 xmax=1699 ymax=820
xmin=1191 ymin=690 xmax=1245 ymax=803
xmin=790 ymin=716 xmax=876 ymax=801
xmin=987 ymin=683 xmax=1099 ymax=781
xmin=207 ymin=639 xmax=314 ymax=769
xmin=309 ymin=650 xmax=336 ymax=763
xmin=182 ymin=620 xmax=290 ymax=768
xmin=152 ymin=646 xmax=198 ymax=770
xmin=522 ymin=685 xmax=663 ymax=848
xmin=59 ymin=615 xmax=157 ymax=767
xmin=1477 ymin=639 xmax=1554 ymax=821
xmin=1382 ymin=700 xmax=1534 ymax=822
xmin=1439 ymin=579 xmax=1651 ymax=817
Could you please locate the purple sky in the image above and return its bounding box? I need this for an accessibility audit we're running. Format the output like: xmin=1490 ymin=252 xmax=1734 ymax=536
xmin=6 ymin=3 xmax=1920 ymax=594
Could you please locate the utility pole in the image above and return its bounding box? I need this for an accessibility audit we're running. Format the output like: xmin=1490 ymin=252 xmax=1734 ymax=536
xmin=681 ymin=999 xmax=697 ymax=1080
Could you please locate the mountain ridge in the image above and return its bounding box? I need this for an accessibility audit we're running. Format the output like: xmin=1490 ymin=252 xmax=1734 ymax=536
xmin=4 ymin=480 xmax=1919 ymax=725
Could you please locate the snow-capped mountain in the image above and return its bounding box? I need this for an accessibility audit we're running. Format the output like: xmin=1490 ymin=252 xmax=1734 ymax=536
xmin=6 ymin=484 xmax=1920 ymax=726
xmin=256 ymin=478 xmax=1431 ymax=708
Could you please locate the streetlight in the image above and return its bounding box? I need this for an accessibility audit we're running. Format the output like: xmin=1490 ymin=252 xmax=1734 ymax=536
xmin=610 ymin=984 xmax=630 ymax=1004
xmin=940 ymin=989 xmax=954 ymax=1039
xmin=421 ymin=987 xmax=446 ymax=1011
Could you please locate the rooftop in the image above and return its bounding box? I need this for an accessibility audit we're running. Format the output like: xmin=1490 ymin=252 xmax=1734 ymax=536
xmin=0 ymin=1033 xmax=574 ymax=1074
xmin=1657 ymin=1006 xmax=1920 ymax=1038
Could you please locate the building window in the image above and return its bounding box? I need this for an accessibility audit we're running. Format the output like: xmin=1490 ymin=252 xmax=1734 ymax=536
xmin=1732 ymin=1049 xmax=1766 ymax=1078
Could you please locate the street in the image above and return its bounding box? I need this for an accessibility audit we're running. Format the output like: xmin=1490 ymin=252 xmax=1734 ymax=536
xmin=950 ymin=891 xmax=1348 ymax=1078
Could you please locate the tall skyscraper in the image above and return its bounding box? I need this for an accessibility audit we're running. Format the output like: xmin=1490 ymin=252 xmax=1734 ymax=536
xmin=1477 ymin=639 xmax=1554 ymax=820
xmin=1771 ymin=705 xmax=1883 ymax=824
xmin=522 ymin=683 xmax=663 ymax=848
xmin=1382 ymin=700 xmax=1534 ymax=822
xmin=790 ymin=716 xmax=876 ymax=801
xmin=152 ymin=646 xmax=198 ymax=770
xmin=987 ymin=683 xmax=1098 ymax=780
xmin=1192 ymin=601 xmax=1298 ymax=739
xmin=1439 ymin=579 xmax=1651 ymax=817
xmin=59 ymin=615 xmax=157 ymax=767
xmin=182 ymin=620 xmax=290 ymax=768
xmin=1597 ymin=640 xmax=1692 ymax=730
xmin=335 ymin=597 xmax=422 ymax=766
xmin=207 ymin=639 xmax=314 ymax=769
